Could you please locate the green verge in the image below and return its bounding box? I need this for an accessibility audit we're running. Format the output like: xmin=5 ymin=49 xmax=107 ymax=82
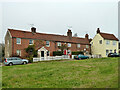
xmin=2 ymin=57 xmax=118 ymax=88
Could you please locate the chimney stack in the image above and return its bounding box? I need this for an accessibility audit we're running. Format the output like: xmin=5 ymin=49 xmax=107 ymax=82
xmin=31 ymin=27 xmax=36 ymax=34
xmin=67 ymin=29 xmax=72 ymax=39
xmin=85 ymin=34 xmax=89 ymax=39
xmin=97 ymin=28 xmax=100 ymax=34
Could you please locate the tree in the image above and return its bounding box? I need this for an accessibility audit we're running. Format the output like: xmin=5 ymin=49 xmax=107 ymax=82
xmin=25 ymin=45 xmax=37 ymax=57
xmin=58 ymin=44 xmax=69 ymax=53
xmin=34 ymin=40 xmax=45 ymax=49
xmin=73 ymin=33 xmax=78 ymax=37
xmin=25 ymin=40 xmax=44 ymax=57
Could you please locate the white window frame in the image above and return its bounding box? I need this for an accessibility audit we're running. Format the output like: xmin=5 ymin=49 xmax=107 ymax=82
xmin=46 ymin=41 xmax=50 ymax=47
xmin=99 ymin=40 xmax=102 ymax=44
xmin=16 ymin=50 xmax=21 ymax=56
xmin=86 ymin=45 xmax=89 ymax=48
xmin=113 ymin=41 xmax=116 ymax=45
xmin=47 ymin=51 xmax=50 ymax=56
xmin=106 ymin=40 xmax=110 ymax=45
xmin=68 ymin=43 xmax=71 ymax=47
xmin=110 ymin=50 xmax=112 ymax=53
xmin=67 ymin=50 xmax=71 ymax=55
xmin=16 ymin=38 xmax=21 ymax=44
xmin=57 ymin=42 xmax=61 ymax=46
xmin=77 ymin=44 xmax=80 ymax=48
xmin=29 ymin=39 xmax=34 ymax=45
xmin=106 ymin=49 xmax=109 ymax=56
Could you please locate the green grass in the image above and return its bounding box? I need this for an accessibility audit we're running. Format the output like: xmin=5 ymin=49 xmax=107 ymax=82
xmin=2 ymin=58 xmax=118 ymax=88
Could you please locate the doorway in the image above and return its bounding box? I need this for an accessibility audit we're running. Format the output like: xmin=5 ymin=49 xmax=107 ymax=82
xmin=41 ymin=51 xmax=44 ymax=57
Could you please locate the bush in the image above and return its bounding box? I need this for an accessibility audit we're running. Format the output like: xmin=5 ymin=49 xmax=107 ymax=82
xmin=26 ymin=56 xmax=33 ymax=63
xmin=72 ymin=51 xmax=84 ymax=55
xmin=53 ymin=51 xmax=63 ymax=56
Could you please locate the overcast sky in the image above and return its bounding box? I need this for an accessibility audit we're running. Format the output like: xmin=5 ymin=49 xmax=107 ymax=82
xmin=0 ymin=0 xmax=119 ymax=43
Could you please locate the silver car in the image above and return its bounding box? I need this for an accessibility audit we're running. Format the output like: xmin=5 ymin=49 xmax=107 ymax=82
xmin=4 ymin=57 xmax=29 ymax=66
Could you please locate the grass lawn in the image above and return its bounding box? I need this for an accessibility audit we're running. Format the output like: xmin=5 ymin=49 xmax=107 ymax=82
xmin=2 ymin=58 xmax=118 ymax=88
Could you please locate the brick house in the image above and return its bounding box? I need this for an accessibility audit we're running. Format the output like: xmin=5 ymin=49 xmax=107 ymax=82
xmin=5 ymin=27 xmax=91 ymax=58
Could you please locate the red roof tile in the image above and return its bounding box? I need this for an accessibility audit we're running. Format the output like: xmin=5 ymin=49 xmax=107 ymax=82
xmin=8 ymin=29 xmax=90 ymax=44
xmin=99 ymin=32 xmax=119 ymax=41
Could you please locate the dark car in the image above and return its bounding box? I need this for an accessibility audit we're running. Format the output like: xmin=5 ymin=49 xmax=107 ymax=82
xmin=108 ymin=53 xmax=119 ymax=57
xmin=74 ymin=54 xmax=89 ymax=60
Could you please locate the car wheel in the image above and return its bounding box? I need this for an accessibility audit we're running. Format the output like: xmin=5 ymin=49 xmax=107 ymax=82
xmin=23 ymin=61 xmax=27 ymax=65
xmin=79 ymin=58 xmax=81 ymax=60
xmin=9 ymin=62 xmax=13 ymax=66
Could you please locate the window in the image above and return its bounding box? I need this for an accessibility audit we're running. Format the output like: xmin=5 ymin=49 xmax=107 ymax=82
xmin=16 ymin=50 xmax=21 ymax=56
xmin=77 ymin=44 xmax=80 ymax=48
xmin=16 ymin=38 xmax=21 ymax=44
xmin=29 ymin=40 xmax=33 ymax=45
xmin=86 ymin=45 xmax=89 ymax=48
xmin=68 ymin=43 xmax=71 ymax=47
xmin=47 ymin=51 xmax=50 ymax=56
xmin=46 ymin=41 xmax=50 ymax=47
xmin=113 ymin=41 xmax=116 ymax=45
xmin=110 ymin=50 xmax=112 ymax=53
xmin=91 ymin=42 xmax=93 ymax=45
xmin=67 ymin=50 xmax=71 ymax=55
xmin=106 ymin=50 xmax=109 ymax=56
xmin=106 ymin=40 xmax=110 ymax=45
xmin=57 ymin=42 xmax=61 ymax=46
xmin=99 ymin=40 xmax=102 ymax=44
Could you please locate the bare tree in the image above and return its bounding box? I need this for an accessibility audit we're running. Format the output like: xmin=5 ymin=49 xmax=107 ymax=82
xmin=73 ymin=33 xmax=78 ymax=37
xmin=34 ymin=40 xmax=45 ymax=49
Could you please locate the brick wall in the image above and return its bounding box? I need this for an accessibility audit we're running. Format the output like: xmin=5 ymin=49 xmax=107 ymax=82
xmin=12 ymin=38 xmax=90 ymax=58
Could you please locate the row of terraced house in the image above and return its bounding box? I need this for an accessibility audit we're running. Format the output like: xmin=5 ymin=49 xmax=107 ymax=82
xmin=5 ymin=27 xmax=119 ymax=58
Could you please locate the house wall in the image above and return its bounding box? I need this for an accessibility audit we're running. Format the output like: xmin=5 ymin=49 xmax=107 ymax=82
xmin=11 ymin=38 xmax=90 ymax=58
xmin=91 ymin=33 xmax=119 ymax=57
xmin=5 ymin=31 xmax=12 ymax=58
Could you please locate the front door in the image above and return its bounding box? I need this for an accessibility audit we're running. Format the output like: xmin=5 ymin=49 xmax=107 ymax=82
xmin=41 ymin=51 xmax=44 ymax=57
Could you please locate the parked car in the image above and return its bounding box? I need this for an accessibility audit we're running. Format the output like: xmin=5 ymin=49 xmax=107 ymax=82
xmin=4 ymin=57 xmax=29 ymax=66
xmin=74 ymin=54 xmax=89 ymax=60
xmin=108 ymin=53 xmax=119 ymax=57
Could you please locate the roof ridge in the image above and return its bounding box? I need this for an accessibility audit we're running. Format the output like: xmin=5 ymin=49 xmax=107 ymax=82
xmin=8 ymin=29 xmax=86 ymax=39
xmin=100 ymin=32 xmax=114 ymax=35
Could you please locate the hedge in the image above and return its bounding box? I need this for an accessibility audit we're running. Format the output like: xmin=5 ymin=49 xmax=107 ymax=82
xmin=53 ymin=51 xmax=63 ymax=56
xmin=72 ymin=51 xmax=84 ymax=55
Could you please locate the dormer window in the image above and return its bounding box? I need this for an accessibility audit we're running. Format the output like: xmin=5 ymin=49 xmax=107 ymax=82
xmin=16 ymin=38 xmax=21 ymax=44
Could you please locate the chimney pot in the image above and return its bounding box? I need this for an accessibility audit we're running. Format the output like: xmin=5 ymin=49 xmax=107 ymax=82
xmin=31 ymin=27 xmax=36 ymax=33
xmin=97 ymin=28 xmax=100 ymax=34
xmin=85 ymin=34 xmax=89 ymax=39
xmin=67 ymin=29 xmax=72 ymax=39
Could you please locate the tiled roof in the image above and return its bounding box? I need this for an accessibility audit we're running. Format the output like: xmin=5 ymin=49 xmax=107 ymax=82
xmin=8 ymin=29 xmax=90 ymax=44
xmin=99 ymin=32 xmax=119 ymax=41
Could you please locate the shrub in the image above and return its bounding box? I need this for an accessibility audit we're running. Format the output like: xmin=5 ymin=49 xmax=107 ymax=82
xmin=72 ymin=51 xmax=84 ymax=55
xmin=53 ymin=51 xmax=63 ymax=56
xmin=26 ymin=56 xmax=33 ymax=63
